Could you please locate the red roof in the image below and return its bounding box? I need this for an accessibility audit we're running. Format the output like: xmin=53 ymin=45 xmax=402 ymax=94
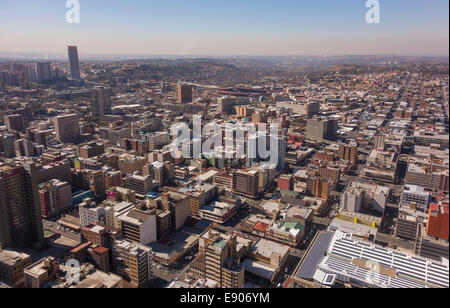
xmin=253 ymin=222 xmax=269 ymax=232
xmin=70 ymin=242 xmax=92 ymax=254
xmin=427 ymin=205 xmax=449 ymax=240
xmin=93 ymin=246 xmax=109 ymax=254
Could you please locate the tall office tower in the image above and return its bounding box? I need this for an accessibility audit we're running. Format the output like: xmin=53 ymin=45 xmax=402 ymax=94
xmin=2 ymin=134 xmax=17 ymax=158
xmin=177 ymin=83 xmax=193 ymax=103
xmin=67 ymin=46 xmax=81 ymax=80
xmin=14 ymin=138 xmax=34 ymax=157
xmin=4 ymin=114 xmax=25 ymax=132
xmin=306 ymin=101 xmax=320 ymax=118
xmin=306 ymin=117 xmax=339 ymax=141
xmin=90 ymin=87 xmax=113 ymax=118
xmin=34 ymin=62 xmax=51 ymax=82
xmin=0 ymin=164 xmax=44 ymax=249
xmin=54 ymin=114 xmax=80 ymax=143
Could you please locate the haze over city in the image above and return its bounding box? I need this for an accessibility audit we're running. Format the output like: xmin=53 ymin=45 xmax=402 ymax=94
xmin=0 ymin=0 xmax=449 ymax=57
xmin=0 ymin=0 xmax=449 ymax=296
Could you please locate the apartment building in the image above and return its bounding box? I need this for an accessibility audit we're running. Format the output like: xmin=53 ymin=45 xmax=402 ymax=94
xmin=112 ymin=240 xmax=152 ymax=288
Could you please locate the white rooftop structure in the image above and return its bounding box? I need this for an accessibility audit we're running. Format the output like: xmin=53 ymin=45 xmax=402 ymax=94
xmin=316 ymin=231 xmax=449 ymax=288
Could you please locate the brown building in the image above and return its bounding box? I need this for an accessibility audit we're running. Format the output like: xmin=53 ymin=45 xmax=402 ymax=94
xmin=233 ymin=170 xmax=259 ymax=198
xmin=4 ymin=114 xmax=25 ymax=132
xmin=0 ymin=250 xmax=32 ymax=287
xmin=112 ymin=240 xmax=152 ymax=288
xmin=177 ymin=84 xmax=193 ymax=103
xmin=105 ymin=170 xmax=123 ymax=189
xmin=338 ymin=141 xmax=358 ymax=166
xmin=318 ymin=165 xmax=340 ymax=184
xmin=307 ymin=176 xmax=332 ymax=200
xmin=79 ymin=142 xmax=105 ymax=159
xmin=118 ymin=155 xmax=147 ymax=175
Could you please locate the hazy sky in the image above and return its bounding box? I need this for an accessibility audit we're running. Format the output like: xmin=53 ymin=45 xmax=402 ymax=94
xmin=0 ymin=0 xmax=448 ymax=56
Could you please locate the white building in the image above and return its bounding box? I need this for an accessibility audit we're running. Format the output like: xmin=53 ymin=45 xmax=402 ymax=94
xmin=340 ymin=181 xmax=389 ymax=214
xmin=79 ymin=198 xmax=110 ymax=228
xmin=401 ymin=185 xmax=430 ymax=211
xmin=119 ymin=209 xmax=157 ymax=245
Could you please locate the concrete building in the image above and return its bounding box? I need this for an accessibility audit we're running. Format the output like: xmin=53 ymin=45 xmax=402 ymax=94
xmin=0 ymin=250 xmax=32 ymax=287
xmin=54 ymin=114 xmax=80 ymax=143
xmin=306 ymin=117 xmax=339 ymax=141
xmin=112 ymin=240 xmax=152 ymax=288
xmin=119 ymin=209 xmax=157 ymax=245
xmin=79 ymin=142 xmax=105 ymax=159
xmin=38 ymin=179 xmax=72 ymax=218
xmin=4 ymin=114 xmax=25 ymax=132
xmin=401 ymin=185 xmax=430 ymax=211
xmin=201 ymin=231 xmax=250 ymax=288
xmin=338 ymin=140 xmax=358 ymax=165
xmin=290 ymin=231 xmax=449 ymax=289
xmin=79 ymin=198 xmax=110 ymax=228
xmin=91 ymin=87 xmax=113 ymax=118
xmin=125 ymin=174 xmax=153 ymax=196
xmin=67 ymin=46 xmax=81 ymax=80
xmin=0 ymin=164 xmax=44 ymax=249
xmin=35 ymin=62 xmax=51 ymax=82
xmin=118 ymin=154 xmax=147 ymax=175
xmin=233 ymin=169 xmax=259 ymax=198
xmin=340 ymin=181 xmax=389 ymax=214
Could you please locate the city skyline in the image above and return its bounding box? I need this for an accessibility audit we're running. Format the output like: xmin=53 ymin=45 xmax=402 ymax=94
xmin=0 ymin=0 xmax=449 ymax=57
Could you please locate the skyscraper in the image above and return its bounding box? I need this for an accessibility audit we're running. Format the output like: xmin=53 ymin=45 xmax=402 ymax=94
xmin=54 ymin=114 xmax=80 ymax=143
xmin=0 ymin=164 xmax=44 ymax=249
xmin=34 ymin=62 xmax=51 ymax=83
xmin=91 ymin=87 xmax=113 ymax=118
xmin=177 ymin=83 xmax=193 ymax=103
xmin=67 ymin=46 xmax=81 ymax=80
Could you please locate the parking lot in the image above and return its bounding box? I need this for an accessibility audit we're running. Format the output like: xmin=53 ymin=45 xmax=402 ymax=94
xmin=43 ymin=220 xmax=81 ymax=242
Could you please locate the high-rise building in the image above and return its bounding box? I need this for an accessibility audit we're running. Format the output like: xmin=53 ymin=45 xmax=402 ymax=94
xmin=202 ymin=231 xmax=247 ymax=288
xmin=1 ymin=134 xmax=17 ymax=158
xmin=112 ymin=240 xmax=152 ymax=288
xmin=14 ymin=138 xmax=34 ymax=157
xmin=306 ymin=117 xmax=339 ymax=141
xmin=4 ymin=114 xmax=25 ymax=132
xmin=177 ymin=83 xmax=193 ymax=103
xmin=67 ymin=46 xmax=81 ymax=80
xmin=307 ymin=176 xmax=332 ymax=200
xmin=38 ymin=179 xmax=72 ymax=219
xmin=125 ymin=174 xmax=153 ymax=196
xmin=338 ymin=140 xmax=358 ymax=166
xmin=34 ymin=62 xmax=51 ymax=82
xmin=90 ymin=87 xmax=113 ymax=118
xmin=0 ymin=164 xmax=44 ymax=249
xmin=233 ymin=170 xmax=259 ymax=198
xmin=119 ymin=209 xmax=157 ymax=245
xmin=54 ymin=114 xmax=80 ymax=143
